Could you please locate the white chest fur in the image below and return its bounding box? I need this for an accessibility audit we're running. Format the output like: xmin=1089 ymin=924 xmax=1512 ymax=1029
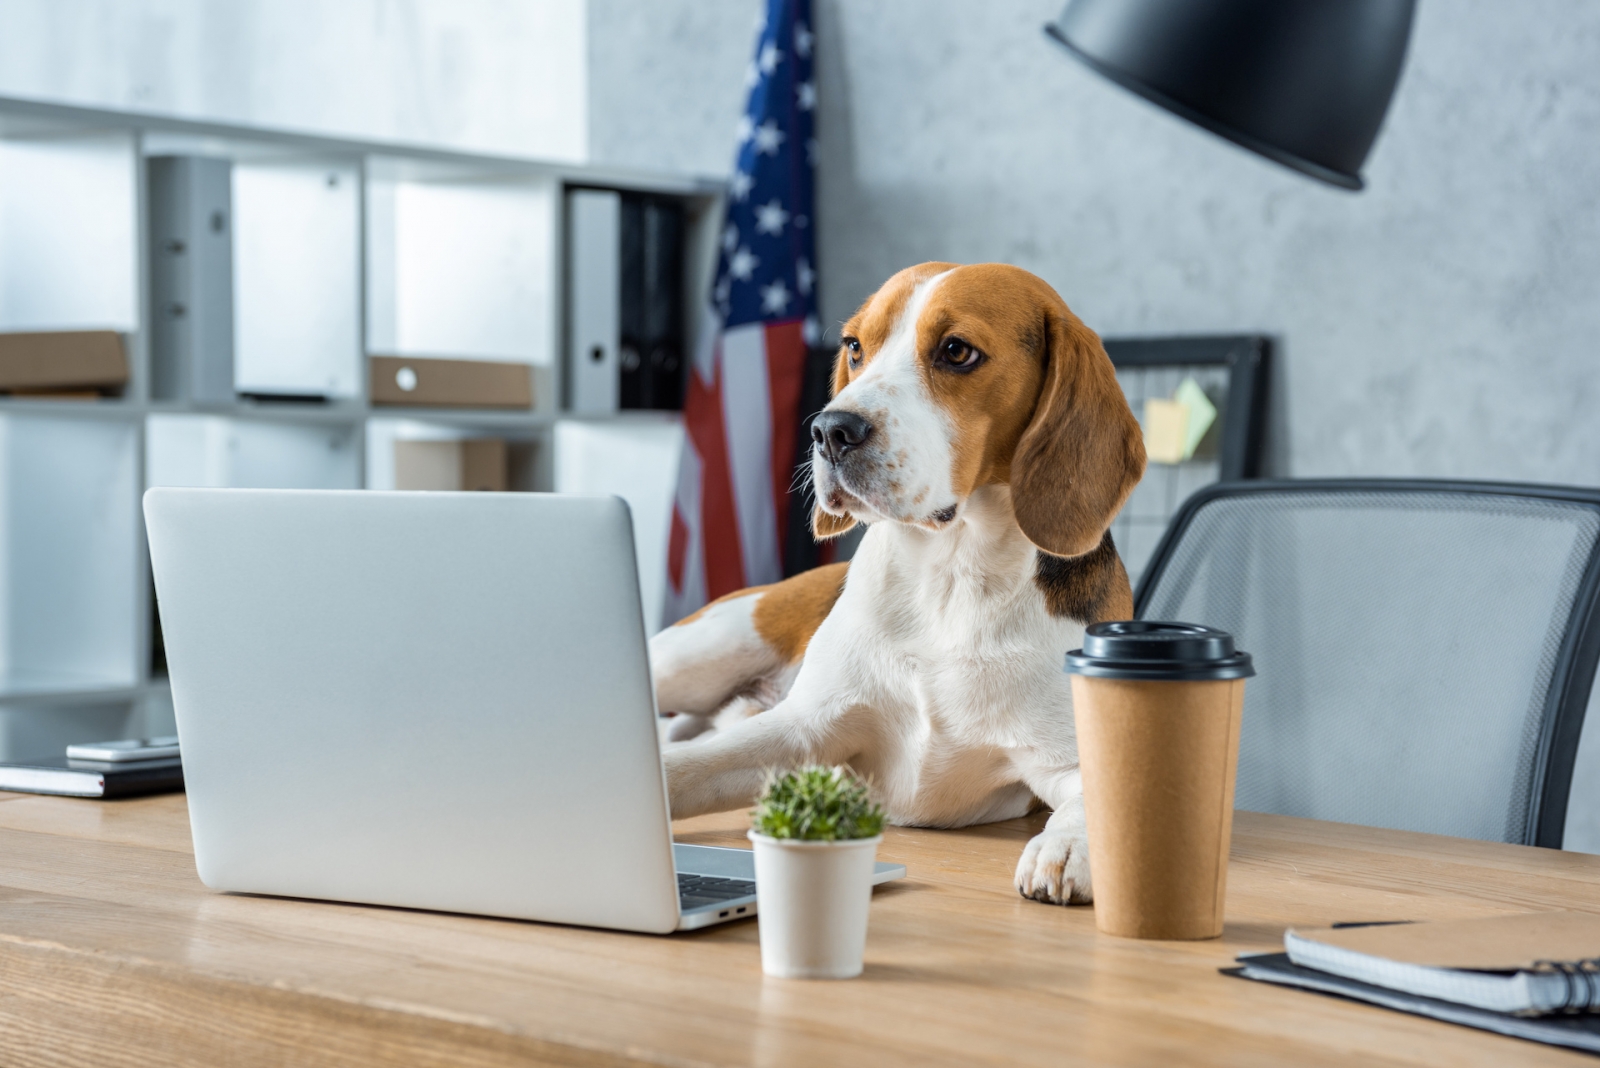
xmin=795 ymin=487 xmax=1086 ymax=827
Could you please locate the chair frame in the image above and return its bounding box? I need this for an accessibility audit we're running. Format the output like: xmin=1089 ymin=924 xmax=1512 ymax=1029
xmin=1133 ymin=478 xmax=1600 ymax=849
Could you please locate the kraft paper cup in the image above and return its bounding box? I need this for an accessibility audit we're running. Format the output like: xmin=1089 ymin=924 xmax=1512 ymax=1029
xmin=1065 ymin=622 xmax=1254 ymax=940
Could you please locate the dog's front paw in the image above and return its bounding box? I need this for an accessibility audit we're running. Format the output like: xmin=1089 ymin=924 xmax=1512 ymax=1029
xmin=1014 ymin=830 xmax=1092 ymax=905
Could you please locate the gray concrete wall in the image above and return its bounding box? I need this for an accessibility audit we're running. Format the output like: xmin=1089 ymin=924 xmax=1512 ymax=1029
xmin=583 ymin=0 xmax=1600 ymax=484
xmin=0 ymin=0 xmax=590 ymax=161
xmin=810 ymin=0 xmax=1600 ymax=484
xmin=586 ymin=0 xmax=759 ymax=177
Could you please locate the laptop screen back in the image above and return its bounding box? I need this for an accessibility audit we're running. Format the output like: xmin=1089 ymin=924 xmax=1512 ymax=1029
xmin=145 ymin=488 xmax=679 ymax=933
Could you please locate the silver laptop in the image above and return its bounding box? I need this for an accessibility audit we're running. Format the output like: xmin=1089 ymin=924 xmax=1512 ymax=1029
xmin=144 ymin=488 xmax=903 ymax=933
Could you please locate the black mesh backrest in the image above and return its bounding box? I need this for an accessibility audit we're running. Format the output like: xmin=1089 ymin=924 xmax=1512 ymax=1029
xmin=1136 ymin=481 xmax=1600 ymax=846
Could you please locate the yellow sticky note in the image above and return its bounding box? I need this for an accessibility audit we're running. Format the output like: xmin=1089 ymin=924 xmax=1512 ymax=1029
xmin=1143 ymin=398 xmax=1188 ymax=465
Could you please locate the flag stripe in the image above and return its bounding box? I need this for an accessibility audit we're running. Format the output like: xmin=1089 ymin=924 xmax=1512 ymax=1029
xmin=664 ymin=0 xmax=816 ymax=623
xmin=721 ymin=322 xmax=779 ymax=591
xmin=764 ymin=319 xmax=808 ymax=557
xmin=684 ymin=349 xmax=745 ymax=598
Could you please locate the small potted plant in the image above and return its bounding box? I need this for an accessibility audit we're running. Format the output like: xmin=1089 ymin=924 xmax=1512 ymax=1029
xmin=749 ymin=765 xmax=885 ymax=979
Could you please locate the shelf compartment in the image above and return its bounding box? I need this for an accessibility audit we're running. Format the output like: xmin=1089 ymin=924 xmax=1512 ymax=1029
xmin=553 ymin=418 xmax=683 ymax=632
xmin=0 ymin=130 xmax=139 ymax=333
xmin=146 ymin=414 xmax=361 ymax=490
xmin=365 ymin=417 xmax=543 ymax=493
xmin=0 ymin=413 xmax=141 ymax=695
xmin=366 ymin=172 xmax=558 ymax=412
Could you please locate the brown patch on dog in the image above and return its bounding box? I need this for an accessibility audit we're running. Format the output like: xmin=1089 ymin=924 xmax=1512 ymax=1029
xmin=910 ymin=264 xmax=1049 ymax=497
xmin=671 ymin=585 xmax=766 ymax=628
xmin=751 ymin=562 xmax=850 ymax=663
xmin=1034 ymin=531 xmax=1133 ymax=624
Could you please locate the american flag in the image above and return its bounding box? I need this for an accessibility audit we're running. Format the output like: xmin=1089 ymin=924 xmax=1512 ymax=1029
xmin=664 ymin=0 xmax=819 ymax=623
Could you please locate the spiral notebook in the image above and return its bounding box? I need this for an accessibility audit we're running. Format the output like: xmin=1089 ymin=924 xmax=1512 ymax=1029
xmin=1228 ymin=954 xmax=1600 ymax=1055
xmin=1283 ymin=912 xmax=1600 ymax=1015
xmin=1226 ymin=912 xmax=1600 ymax=1055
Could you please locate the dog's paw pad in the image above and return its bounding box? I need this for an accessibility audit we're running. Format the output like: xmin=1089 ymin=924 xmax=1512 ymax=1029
xmin=1014 ymin=831 xmax=1092 ymax=905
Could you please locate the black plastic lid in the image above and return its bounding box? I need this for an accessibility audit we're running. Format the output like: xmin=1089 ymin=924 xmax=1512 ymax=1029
xmin=1065 ymin=621 xmax=1255 ymax=681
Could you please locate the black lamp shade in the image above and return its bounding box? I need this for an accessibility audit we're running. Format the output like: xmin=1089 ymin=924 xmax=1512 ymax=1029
xmin=1046 ymin=0 xmax=1415 ymax=190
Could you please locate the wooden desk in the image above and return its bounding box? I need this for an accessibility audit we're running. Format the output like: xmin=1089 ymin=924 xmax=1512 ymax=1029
xmin=1 ymin=793 xmax=1598 ymax=1067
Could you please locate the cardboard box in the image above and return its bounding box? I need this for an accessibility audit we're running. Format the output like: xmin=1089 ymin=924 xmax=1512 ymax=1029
xmin=369 ymin=355 xmax=532 ymax=409
xmin=393 ymin=439 xmax=508 ymax=492
xmin=0 ymin=331 xmax=129 ymax=393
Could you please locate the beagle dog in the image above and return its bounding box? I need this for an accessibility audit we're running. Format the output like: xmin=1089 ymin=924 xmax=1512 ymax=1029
xmin=651 ymin=262 xmax=1145 ymax=905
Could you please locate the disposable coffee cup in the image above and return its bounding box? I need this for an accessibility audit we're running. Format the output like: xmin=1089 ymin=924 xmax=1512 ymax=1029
xmin=1065 ymin=621 xmax=1254 ymax=940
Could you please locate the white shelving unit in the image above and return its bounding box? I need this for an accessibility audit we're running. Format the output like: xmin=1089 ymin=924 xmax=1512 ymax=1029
xmin=0 ymin=95 xmax=720 ymax=759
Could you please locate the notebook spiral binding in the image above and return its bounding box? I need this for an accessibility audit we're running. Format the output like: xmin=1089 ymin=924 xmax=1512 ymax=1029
xmin=1530 ymin=959 xmax=1600 ymax=1014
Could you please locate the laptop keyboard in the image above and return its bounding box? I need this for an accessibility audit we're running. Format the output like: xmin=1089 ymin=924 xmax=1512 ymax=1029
xmin=678 ymin=873 xmax=757 ymax=911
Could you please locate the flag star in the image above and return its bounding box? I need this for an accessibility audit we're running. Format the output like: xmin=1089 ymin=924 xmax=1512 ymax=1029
xmin=754 ymin=119 xmax=786 ymax=155
xmin=760 ymin=278 xmax=792 ymax=315
xmin=797 ymin=81 xmax=816 ymax=111
xmin=722 ymin=223 xmax=740 ymax=252
xmin=728 ymin=170 xmax=754 ymax=201
xmin=729 ymin=246 xmax=759 ymax=281
xmin=736 ymin=114 xmax=754 ymax=143
xmin=753 ymin=198 xmax=790 ymax=236
xmin=796 ymin=257 xmax=815 ymax=296
xmin=714 ymin=278 xmax=731 ymax=306
xmin=759 ymin=43 xmax=784 ymax=75
xmin=794 ymin=23 xmax=814 ymax=58
xmin=802 ymin=315 xmax=821 ymax=345
xmin=745 ymin=60 xmax=760 ymax=89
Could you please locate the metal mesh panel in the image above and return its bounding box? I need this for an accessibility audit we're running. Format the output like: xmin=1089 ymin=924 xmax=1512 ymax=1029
xmin=1140 ymin=491 xmax=1600 ymax=843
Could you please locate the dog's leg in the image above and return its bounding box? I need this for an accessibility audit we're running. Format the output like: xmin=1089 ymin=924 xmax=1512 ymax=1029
xmin=652 ymin=564 xmax=849 ymax=746
xmin=663 ymin=696 xmax=864 ymax=819
xmin=1013 ymin=767 xmax=1092 ymax=905
xmin=651 ymin=591 xmax=782 ymax=718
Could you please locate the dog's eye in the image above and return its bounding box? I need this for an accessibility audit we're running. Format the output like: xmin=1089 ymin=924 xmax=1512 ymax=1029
xmin=936 ymin=337 xmax=982 ymax=372
xmin=843 ymin=336 xmax=862 ymax=369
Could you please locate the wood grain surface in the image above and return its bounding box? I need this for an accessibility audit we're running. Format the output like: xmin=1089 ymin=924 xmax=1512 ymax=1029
xmin=1 ymin=789 xmax=1598 ymax=1067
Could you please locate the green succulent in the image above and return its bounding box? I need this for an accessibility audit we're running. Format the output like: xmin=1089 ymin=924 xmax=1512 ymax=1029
xmin=751 ymin=765 xmax=886 ymax=841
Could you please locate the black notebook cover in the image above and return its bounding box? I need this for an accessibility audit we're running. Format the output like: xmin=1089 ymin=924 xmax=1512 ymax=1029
xmin=1226 ymin=953 xmax=1600 ymax=1056
xmin=0 ymin=755 xmax=183 ymax=799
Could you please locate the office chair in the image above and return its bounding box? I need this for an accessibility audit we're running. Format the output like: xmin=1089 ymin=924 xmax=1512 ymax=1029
xmin=1134 ymin=480 xmax=1600 ymax=847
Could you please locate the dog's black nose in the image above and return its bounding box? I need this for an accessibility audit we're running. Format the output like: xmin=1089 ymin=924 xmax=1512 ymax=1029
xmin=812 ymin=410 xmax=872 ymax=464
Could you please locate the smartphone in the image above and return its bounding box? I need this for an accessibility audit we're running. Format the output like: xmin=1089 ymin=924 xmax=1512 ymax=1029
xmin=65 ymin=736 xmax=181 ymax=763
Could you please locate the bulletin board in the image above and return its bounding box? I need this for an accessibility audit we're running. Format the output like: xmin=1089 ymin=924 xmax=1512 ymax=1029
xmin=1104 ymin=336 xmax=1270 ymax=587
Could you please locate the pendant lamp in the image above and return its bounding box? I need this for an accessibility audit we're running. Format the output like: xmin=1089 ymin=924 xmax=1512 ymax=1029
xmin=1045 ymin=0 xmax=1416 ymax=190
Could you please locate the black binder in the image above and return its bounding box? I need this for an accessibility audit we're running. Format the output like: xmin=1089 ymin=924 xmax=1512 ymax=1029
xmin=0 ymin=755 xmax=183 ymax=799
xmin=618 ymin=194 xmax=686 ymax=411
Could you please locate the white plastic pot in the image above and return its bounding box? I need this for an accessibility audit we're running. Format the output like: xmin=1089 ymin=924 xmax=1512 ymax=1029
xmin=748 ymin=831 xmax=882 ymax=979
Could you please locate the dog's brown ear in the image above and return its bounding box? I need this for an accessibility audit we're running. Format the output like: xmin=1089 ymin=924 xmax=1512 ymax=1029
xmin=1011 ymin=307 xmax=1145 ymax=558
xmin=812 ymin=346 xmax=860 ymax=539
